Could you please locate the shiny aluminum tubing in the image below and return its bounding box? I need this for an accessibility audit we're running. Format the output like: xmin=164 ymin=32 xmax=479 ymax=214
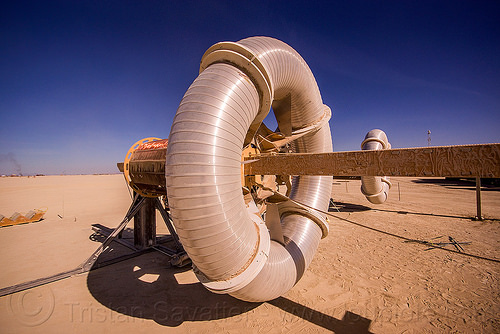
xmin=166 ymin=36 xmax=333 ymax=302
xmin=361 ymin=129 xmax=392 ymax=204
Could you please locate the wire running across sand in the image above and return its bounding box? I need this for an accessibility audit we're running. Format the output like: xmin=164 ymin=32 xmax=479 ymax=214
xmin=275 ymin=192 xmax=500 ymax=264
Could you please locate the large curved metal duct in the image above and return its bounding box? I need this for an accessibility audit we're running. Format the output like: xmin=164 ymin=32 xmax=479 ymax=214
xmin=166 ymin=37 xmax=332 ymax=302
xmin=361 ymin=129 xmax=391 ymax=204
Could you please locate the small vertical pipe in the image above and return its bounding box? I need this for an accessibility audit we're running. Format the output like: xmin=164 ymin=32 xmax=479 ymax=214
xmin=398 ymin=182 xmax=401 ymax=201
xmin=475 ymin=177 xmax=483 ymax=221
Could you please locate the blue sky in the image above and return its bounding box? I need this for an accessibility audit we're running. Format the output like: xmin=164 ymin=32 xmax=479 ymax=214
xmin=1 ymin=1 xmax=499 ymax=175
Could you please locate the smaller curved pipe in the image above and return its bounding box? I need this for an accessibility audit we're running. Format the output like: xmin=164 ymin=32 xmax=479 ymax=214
xmin=360 ymin=129 xmax=391 ymax=204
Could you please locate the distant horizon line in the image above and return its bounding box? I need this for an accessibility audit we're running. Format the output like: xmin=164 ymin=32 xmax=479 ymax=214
xmin=0 ymin=173 xmax=123 ymax=177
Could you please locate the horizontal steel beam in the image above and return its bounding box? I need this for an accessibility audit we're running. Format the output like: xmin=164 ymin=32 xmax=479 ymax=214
xmin=244 ymin=143 xmax=500 ymax=177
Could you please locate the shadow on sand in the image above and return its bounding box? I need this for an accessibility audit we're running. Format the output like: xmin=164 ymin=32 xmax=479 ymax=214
xmin=86 ymin=249 xmax=258 ymax=327
xmin=329 ymin=201 xmax=372 ymax=213
xmin=86 ymin=242 xmax=373 ymax=332
xmin=329 ymin=200 xmax=477 ymax=220
xmin=412 ymin=178 xmax=500 ymax=192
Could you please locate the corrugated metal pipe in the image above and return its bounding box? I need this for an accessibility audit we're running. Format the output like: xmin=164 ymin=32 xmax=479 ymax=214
xmin=166 ymin=36 xmax=333 ymax=302
xmin=360 ymin=129 xmax=392 ymax=204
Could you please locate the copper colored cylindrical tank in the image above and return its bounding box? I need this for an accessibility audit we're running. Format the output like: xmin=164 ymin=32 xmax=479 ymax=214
xmin=126 ymin=139 xmax=168 ymax=197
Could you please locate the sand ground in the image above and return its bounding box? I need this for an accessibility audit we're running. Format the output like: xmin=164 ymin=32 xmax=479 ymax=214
xmin=0 ymin=175 xmax=498 ymax=333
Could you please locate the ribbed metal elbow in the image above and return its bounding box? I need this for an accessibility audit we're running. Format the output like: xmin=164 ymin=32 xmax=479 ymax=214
xmin=166 ymin=37 xmax=332 ymax=302
xmin=360 ymin=129 xmax=392 ymax=204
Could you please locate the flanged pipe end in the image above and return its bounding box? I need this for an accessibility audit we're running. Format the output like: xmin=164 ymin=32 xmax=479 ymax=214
xmin=361 ymin=184 xmax=389 ymax=204
xmin=361 ymin=129 xmax=390 ymax=150
xmin=193 ymin=204 xmax=271 ymax=295
xmin=199 ymin=41 xmax=274 ymax=147
xmin=278 ymin=202 xmax=329 ymax=239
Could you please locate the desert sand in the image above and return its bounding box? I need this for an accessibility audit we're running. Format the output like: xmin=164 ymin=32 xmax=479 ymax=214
xmin=0 ymin=174 xmax=498 ymax=333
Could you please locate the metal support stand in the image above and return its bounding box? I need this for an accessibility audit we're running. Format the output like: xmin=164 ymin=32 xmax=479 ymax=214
xmin=81 ymin=194 xmax=147 ymax=272
xmin=84 ymin=193 xmax=188 ymax=271
xmin=134 ymin=196 xmax=156 ymax=249
xmin=0 ymin=193 xmax=189 ymax=297
xmin=474 ymin=177 xmax=484 ymax=221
